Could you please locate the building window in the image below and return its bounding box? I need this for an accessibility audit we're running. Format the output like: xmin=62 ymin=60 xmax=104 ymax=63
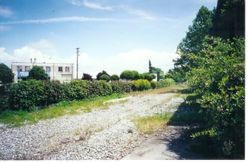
xmin=25 ymin=66 xmax=30 ymax=72
xmin=58 ymin=66 xmax=63 ymax=72
xmin=46 ymin=66 xmax=51 ymax=72
xmin=17 ymin=65 xmax=23 ymax=72
xmin=65 ymin=66 xmax=70 ymax=72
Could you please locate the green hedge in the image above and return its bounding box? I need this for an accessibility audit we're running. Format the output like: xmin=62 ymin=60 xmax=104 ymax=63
xmin=9 ymin=80 xmax=45 ymax=111
xmin=88 ymin=80 xmax=113 ymax=97
xmin=110 ymin=81 xmax=133 ymax=93
xmin=5 ymin=78 xmax=175 ymax=111
xmin=132 ymin=79 xmax=151 ymax=91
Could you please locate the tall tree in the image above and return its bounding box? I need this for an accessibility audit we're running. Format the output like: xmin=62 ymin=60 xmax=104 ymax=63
xmin=149 ymin=60 xmax=152 ymax=73
xmin=211 ymin=0 xmax=245 ymax=39
xmin=176 ymin=6 xmax=214 ymax=68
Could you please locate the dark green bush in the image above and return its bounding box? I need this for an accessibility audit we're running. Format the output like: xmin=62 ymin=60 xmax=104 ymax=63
xmin=133 ymin=79 xmax=151 ymax=91
xmin=9 ymin=80 xmax=45 ymax=111
xmin=99 ymin=74 xmax=111 ymax=82
xmin=187 ymin=37 xmax=245 ymax=158
xmin=110 ymin=81 xmax=133 ymax=93
xmin=140 ymin=73 xmax=155 ymax=81
xmin=43 ymin=80 xmax=65 ymax=105
xmin=156 ymin=78 xmax=175 ymax=88
xmin=96 ymin=70 xmax=110 ymax=80
xmin=88 ymin=80 xmax=113 ymax=97
xmin=110 ymin=74 xmax=119 ymax=81
xmin=150 ymin=81 xmax=157 ymax=89
xmin=63 ymin=80 xmax=90 ymax=100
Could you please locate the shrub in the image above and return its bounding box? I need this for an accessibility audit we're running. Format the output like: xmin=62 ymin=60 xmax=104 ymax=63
xmin=96 ymin=70 xmax=110 ymax=80
xmin=88 ymin=80 xmax=113 ymax=97
xmin=82 ymin=73 xmax=93 ymax=81
xmin=156 ymin=78 xmax=175 ymax=88
xmin=9 ymin=80 xmax=45 ymax=111
xmin=63 ymin=80 xmax=90 ymax=100
xmin=99 ymin=74 xmax=111 ymax=82
xmin=43 ymin=80 xmax=65 ymax=105
xmin=140 ymin=73 xmax=156 ymax=81
xmin=133 ymin=79 xmax=151 ymax=91
xmin=150 ymin=81 xmax=157 ymax=89
xmin=110 ymin=81 xmax=133 ymax=93
xmin=110 ymin=74 xmax=119 ymax=81
xmin=120 ymin=70 xmax=139 ymax=80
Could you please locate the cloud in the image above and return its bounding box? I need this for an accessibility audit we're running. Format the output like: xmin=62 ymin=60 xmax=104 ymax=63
xmin=0 ymin=6 xmax=13 ymax=17
xmin=1 ymin=40 xmax=178 ymax=78
xmin=83 ymin=0 xmax=113 ymax=11
xmin=0 ymin=39 xmax=61 ymax=66
xmin=0 ymin=16 xmax=119 ymax=25
xmin=121 ymin=6 xmax=155 ymax=20
xmin=69 ymin=1 xmax=155 ymax=20
xmin=69 ymin=0 xmax=113 ymax=10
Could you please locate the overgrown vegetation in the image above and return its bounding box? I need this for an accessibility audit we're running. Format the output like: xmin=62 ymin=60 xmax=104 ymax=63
xmin=167 ymin=0 xmax=245 ymax=158
xmin=0 ymin=94 xmax=123 ymax=126
xmin=0 ymin=70 xmax=175 ymax=126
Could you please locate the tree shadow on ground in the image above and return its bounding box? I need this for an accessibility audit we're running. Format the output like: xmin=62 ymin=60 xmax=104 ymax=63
xmin=159 ymin=91 xmax=218 ymax=159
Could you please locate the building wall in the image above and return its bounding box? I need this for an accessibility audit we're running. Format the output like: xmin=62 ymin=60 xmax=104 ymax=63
xmin=11 ymin=62 xmax=74 ymax=83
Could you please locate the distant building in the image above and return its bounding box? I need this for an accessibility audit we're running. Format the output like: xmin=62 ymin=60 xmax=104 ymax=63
xmin=11 ymin=62 xmax=74 ymax=83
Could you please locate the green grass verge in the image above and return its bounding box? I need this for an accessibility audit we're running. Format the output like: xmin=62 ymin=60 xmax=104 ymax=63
xmin=133 ymin=113 xmax=173 ymax=134
xmin=0 ymin=93 xmax=125 ymax=127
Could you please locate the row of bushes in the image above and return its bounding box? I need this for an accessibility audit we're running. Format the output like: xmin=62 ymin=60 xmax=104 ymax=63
xmin=2 ymin=78 xmax=175 ymax=111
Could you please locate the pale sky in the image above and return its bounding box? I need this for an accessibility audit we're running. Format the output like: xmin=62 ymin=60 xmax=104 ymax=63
xmin=0 ymin=0 xmax=217 ymax=78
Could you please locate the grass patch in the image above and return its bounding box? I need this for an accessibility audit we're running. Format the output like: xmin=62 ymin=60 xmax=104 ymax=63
xmin=0 ymin=93 xmax=124 ymax=127
xmin=133 ymin=113 xmax=173 ymax=134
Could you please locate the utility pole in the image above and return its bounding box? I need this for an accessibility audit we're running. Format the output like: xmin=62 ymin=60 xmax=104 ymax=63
xmin=76 ymin=48 xmax=80 ymax=79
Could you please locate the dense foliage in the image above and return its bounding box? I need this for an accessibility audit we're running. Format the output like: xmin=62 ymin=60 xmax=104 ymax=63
xmin=187 ymin=37 xmax=244 ymax=158
xmin=110 ymin=81 xmax=133 ymax=93
xmin=28 ymin=66 xmax=48 ymax=80
xmin=168 ymin=0 xmax=245 ymax=158
xmin=110 ymin=74 xmax=119 ymax=81
xmin=9 ymin=80 xmax=45 ymax=111
xmin=96 ymin=70 xmax=110 ymax=80
xmin=3 ymin=78 xmax=175 ymax=111
xmin=0 ymin=63 xmax=14 ymax=84
xmin=211 ymin=0 xmax=244 ymax=39
xmin=82 ymin=73 xmax=93 ymax=81
xmin=132 ymin=79 xmax=151 ymax=91
xmin=99 ymin=74 xmax=111 ymax=82
xmin=120 ymin=70 xmax=139 ymax=80
xmin=139 ymin=73 xmax=155 ymax=81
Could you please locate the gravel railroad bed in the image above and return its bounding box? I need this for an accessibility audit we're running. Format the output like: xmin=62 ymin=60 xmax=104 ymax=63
xmin=0 ymin=93 xmax=184 ymax=160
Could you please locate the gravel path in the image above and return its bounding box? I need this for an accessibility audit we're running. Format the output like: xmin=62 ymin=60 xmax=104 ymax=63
xmin=0 ymin=92 xmax=184 ymax=160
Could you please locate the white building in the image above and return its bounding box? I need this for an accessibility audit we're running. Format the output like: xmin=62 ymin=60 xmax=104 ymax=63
xmin=11 ymin=62 xmax=74 ymax=83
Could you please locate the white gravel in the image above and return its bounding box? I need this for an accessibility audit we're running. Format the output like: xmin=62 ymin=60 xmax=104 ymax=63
xmin=0 ymin=92 xmax=184 ymax=160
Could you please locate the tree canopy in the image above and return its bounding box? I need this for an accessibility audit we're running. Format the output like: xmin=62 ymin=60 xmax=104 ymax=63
xmin=96 ymin=70 xmax=110 ymax=80
xmin=28 ymin=66 xmax=48 ymax=80
xmin=0 ymin=63 xmax=14 ymax=84
xmin=120 ymin=70 xmax=139 ymax=80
